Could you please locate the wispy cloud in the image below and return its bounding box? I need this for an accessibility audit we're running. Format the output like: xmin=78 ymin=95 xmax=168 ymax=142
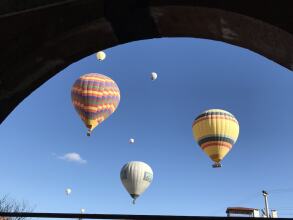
xmin=57 ymin=152 xmax=87 ymax=164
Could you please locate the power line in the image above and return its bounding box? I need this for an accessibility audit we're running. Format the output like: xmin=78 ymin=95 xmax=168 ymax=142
xmin=229 ymin=192 xmax=259 ymax=206
xmin=267 ymin=187 xmax=293 ymax=194
xmin=272 ymin=207 xmax=293 ymax=211
xmin=210 ymin=189 xmax=293 ymax=216
xmin=209 ymin=191 xmax=260 ymax=216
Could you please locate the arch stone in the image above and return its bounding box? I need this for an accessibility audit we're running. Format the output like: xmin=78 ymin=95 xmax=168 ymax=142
xmin=1 ymin=0 xmax=293 ymax=123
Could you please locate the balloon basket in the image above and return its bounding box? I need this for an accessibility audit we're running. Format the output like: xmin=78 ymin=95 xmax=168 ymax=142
xmin=87 ymin=130 xmax=91 ymax=136
xmin=212 ymin=163 xmax=222 ymax=168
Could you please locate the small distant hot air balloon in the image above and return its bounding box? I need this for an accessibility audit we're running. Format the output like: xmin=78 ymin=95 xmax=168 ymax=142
xmin=79 ymin=208 xmax=85 ymax=220
xmin=192 ymin=109 xmax=239 ymax=168
xmin=96 ymin=51 xmax=106 ymax=61
xmin=129 ymin=138 xmax=135 ymax=144
xmin=120 ymin=161 xmax=153 ymax=204
xmin=65 ymin=188 xmax=71 ymax=196
xmin=150 ymin=72 xmax=157 ymax=81
xmin=71 ymin=73 xmax=120 ymax=136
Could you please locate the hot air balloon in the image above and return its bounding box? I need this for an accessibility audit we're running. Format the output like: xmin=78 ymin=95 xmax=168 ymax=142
xmin=71 ymin=73 xmax=120 ymax=136
xmin=120 ymin=161 xmax=153 ymax=204
xmin=65 ymin=188 xmax=72 ymax=195
xmin=129 ymin=138 xmax=135 ymax=144
xmin=150 ymin=72 xmax=157 ymax=81
xmin=192 ymin=109 xmax=239 ymax=168
xmin=96 ymin=51 xmax=106 ymax=61
xmin=79 ymin=208 xmax=85 ymax=220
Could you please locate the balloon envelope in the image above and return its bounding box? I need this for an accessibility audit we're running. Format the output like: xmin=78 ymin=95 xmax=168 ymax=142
xmin=71 ymin=73 xmax=120 ymax=136
xmin=120 ymin=161 xmax=153 ymax=203
xmin=129 ymin=138 xmax=135 ymax=144
xmin=65 ymin=188 xmax=71 ymax=195
xmin=150 ymin=72 xmax=157 ymax=81
xmin=96 ymin=51 xmax=106 ymax=61
xmin=192 ymin=109 xmax=239 ymax=167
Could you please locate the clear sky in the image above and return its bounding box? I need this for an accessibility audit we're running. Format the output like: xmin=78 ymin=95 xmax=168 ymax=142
xmin=1 ymin=38 xmax=293 ymax=218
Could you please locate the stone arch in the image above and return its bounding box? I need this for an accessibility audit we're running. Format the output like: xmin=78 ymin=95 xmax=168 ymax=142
xmin=1 ymin=0 xmax=293 ymax=123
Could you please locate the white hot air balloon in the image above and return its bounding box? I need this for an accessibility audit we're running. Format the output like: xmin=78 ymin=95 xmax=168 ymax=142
xmin=120 ymin=161 xmax=153 ymax=204
xmin=150 ymin=72 xmax=157 ymax=81
xmin=65 ymin=188 xmax=71 ymax=196
xmin=96 ymin=51 xmax=106 ymax=61
xmin=129 ymin=138 xmax=135 ymax=144
xmin=79 ymin=208 xmax=85 ymax=220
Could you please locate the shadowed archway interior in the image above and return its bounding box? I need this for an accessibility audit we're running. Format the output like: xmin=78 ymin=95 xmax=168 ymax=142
xmin=1 ymin=0 xmax=293 ymax=123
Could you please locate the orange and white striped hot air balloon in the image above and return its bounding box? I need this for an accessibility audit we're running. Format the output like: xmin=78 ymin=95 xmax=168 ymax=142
xmin=71 ymin=73 xmax=120 ymax=136
xmin=192 ymin=109 xmax=239 ymax=168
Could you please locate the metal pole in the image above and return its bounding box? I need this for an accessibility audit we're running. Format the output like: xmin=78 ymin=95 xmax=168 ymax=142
xmin=262 ymin=190 xmax=269 ymax=218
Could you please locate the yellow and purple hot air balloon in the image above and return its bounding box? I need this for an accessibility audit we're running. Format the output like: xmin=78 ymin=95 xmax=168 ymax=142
xmin=192 ymin=109 xmax=239 ymax=168
xmin=71 ymin=73 xmax=120 ymax=136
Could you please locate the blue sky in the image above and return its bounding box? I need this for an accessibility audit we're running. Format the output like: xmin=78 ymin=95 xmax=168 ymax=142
xmin=1 ymin=38 xmax=293 ymax=217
